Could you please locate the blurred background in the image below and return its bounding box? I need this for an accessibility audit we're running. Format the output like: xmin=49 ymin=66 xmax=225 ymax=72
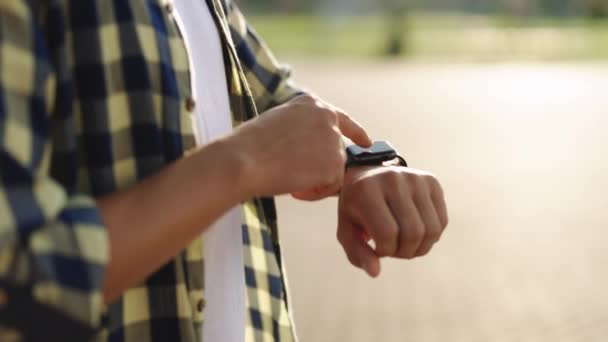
xmin=241 ymin=0 xmax=608 ymax=60
xmin=238 ymin=1 xmax=608 ymax=341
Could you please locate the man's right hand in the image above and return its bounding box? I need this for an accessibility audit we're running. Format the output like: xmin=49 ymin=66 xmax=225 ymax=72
xmin=224 ymin=95 xmax=372 ymax=199
xmin=97 ymin=95 xmax=370 ymax=302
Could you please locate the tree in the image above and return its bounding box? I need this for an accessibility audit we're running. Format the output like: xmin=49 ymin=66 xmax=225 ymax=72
xmin=276 ymin=0 xmax=298 ymax=12
xmin=503 ymin=0 xmax=532 ymax=16
xmin=586 ymin=0 xmax=608 ymax=18
xmin=381 ymin=0 xmax=410 ymax=56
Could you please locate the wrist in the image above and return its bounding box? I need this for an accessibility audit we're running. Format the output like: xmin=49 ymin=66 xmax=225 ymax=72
xmin=210 ymin=135 xmax=260 ymax=201
xmin=343 ymin=157 xmax=405 ymax=186
xmin=344 ymin=165 xmax=375 ymax=185
xmin=183 ymin=138 xmax=251 ymax=207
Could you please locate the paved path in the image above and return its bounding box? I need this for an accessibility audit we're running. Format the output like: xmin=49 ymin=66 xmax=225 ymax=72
xmin=275 ymin=61 xmax=608 ymax=342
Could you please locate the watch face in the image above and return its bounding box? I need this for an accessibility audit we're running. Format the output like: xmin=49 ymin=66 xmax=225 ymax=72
xmin=347 ymin=141 xmax=397 ymax=165
xmin=368 ymin=141 xmax=395 ymax=154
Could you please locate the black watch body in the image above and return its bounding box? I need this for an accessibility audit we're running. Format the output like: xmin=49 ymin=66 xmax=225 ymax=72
xmin=345 ymin=141 xmax=407 ymax=168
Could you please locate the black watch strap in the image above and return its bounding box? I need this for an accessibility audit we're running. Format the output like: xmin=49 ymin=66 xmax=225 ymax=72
xmin=395 ymin=155 xmax=408 ymax=167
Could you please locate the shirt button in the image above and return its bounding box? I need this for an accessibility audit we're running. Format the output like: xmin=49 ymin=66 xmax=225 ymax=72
xmin=0 ymin=289 xmax=8 ymax=309
xmin=165 ymin=3 xmax=173 ymax=14
xmin=185 ymin=97 xmax=197 ymax=112
xmin=197 ymin=298 xmax=206 ymax=312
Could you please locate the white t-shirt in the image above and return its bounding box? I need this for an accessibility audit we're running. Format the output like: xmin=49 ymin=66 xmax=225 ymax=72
xmin=173 ymin=2 xmax=246 ymax=342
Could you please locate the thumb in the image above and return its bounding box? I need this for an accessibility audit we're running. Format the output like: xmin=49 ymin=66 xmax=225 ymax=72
xmin=337 ymin=112 xmax=373 ymax=148
xmin=291 ymin=182 xmax=342 ymax=201
xmin=338 ymin=222 xmax=381 ymax=278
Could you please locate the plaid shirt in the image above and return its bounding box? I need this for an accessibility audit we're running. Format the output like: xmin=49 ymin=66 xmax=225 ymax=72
xmin=0 ymin=0 xmax=303 ymax=341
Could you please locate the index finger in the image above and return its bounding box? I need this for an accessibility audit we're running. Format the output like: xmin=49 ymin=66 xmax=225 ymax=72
xmin=337 ymin=112 xmax=373 ymax=148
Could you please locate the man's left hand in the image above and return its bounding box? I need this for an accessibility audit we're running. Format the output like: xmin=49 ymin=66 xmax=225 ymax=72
xmin=337 ymin=165 xmax=448 ymax=277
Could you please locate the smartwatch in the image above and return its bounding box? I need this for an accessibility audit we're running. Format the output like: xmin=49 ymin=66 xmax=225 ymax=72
xmin=345 ymin=141 xmax=407 ymax=168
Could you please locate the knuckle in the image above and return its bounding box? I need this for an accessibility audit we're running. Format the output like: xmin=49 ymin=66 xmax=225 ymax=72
xmin=374 ymin=231 xmax=398 ymax=256
xmin=427 ymin=175 xmax=444 ymax=194
xmin=427 ymin=226 xmax=442 ymax=241
xmin=424 ymin=173 xmax=439 ymax=186
xmin=316 ymin=110 xmax=337 ymax=130
xmin=337 ymin=111 xmax=352 ymax=124
xmin=323 ymin=108 xmax=338 ymax=122
xmin=442 ymin=215 xmax=450 ymax=228
xmin=346 ymin=254 xmax=360 ymax=268
xmin=414 ymin=174 xmax=429 ymax=190
xmin=437 ymin=207 xmax=449 ymax=229
xmin=385 ymin=171 xmax=403 ymax=187
xmin=375 ymin=245 xmax=393 ymax=257
xmin=296 ymin=94 xmax=316 ymax=104
xmin=406 ymin=225 xmax=425 ymax=241
xmin=331 ymin=126 xmax=343 ymax=139
xmin=408 ymin=178 xmax=429 ymax=199
xmin=397 ymin=247 xmax=415 ymax=260
xmin=418 ymin=246 xmax=433 ymax=257
xmin=312 ymin=110 xmax=328 ymax=124
xmin=377 ymin=226 xmax=399 ymax=245
xmin=405 ymin=172 xmax=418 ymax=187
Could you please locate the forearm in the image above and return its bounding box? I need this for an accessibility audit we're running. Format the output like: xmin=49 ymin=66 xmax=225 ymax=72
xmin=97 ymin=92 xmax=373 ymax=303
xmin=98 ymin=138 xmax=248 ymax=303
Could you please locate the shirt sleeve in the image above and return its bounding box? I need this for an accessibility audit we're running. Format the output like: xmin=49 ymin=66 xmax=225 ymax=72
xmin=0 ymin=1 xmax=108 ymax=336
xmin=224 ymin=1 xmax=307 ymax=113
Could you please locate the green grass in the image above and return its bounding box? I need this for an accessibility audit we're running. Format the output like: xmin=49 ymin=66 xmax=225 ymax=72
xmin=248 ymin=13 xmax=608 ymax=61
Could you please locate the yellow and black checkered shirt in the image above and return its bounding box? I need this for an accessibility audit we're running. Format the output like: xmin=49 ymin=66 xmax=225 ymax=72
xmin=0 ymin=0 xmax=303 ymax=341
